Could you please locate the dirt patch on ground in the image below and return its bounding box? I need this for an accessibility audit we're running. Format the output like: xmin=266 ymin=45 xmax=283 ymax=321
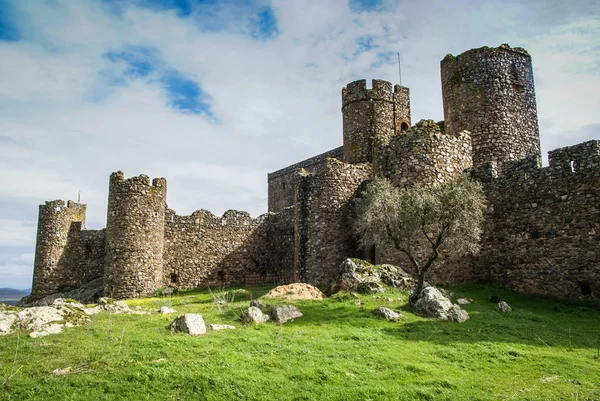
xmin=264 ymin=283 xmax=327 ymax=301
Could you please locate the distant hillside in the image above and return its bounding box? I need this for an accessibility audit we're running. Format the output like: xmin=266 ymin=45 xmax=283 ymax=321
xmin=0 ymin=288 xmax=30 ymax=305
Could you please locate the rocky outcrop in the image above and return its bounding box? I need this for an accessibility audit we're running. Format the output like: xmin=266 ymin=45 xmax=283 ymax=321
xmin=170 ymin=314 xmax=207 ymax=336
xmin=372 ymin=307 xmax=403 ymax=322
xmin=18 ymin=277 xmax=104 ymax=307
xmin=241 ymin=306 xmax=270 ymax=323
xmin=271 ymin=305 xmax=303 ymax=323
xmin=336 ymin=258 xmax=417 ymax=294
xmin=413 ymin=287 xmax=469 ymax=323
xmin=495 ymin=301 xmax=512 ymax=313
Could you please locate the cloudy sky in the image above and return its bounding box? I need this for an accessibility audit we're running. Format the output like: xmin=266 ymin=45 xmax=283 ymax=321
xmin=1 ymin=0 xmax=599 ymax=289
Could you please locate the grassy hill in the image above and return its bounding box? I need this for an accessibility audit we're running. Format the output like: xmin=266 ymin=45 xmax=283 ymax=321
xmin=1 ymin=285 xmax=599 ymax=400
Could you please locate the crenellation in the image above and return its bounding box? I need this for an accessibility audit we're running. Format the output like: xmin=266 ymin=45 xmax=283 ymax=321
xmin=28 ymin=42 xmax=600 ymax=303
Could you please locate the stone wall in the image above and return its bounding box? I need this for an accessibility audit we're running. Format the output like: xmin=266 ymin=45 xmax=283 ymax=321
xmin=30 ymin=200 xmax=88 ymax=299
xmin=268 ymin=147 xmax=342 ymax=213
xmin=374 ymin=119 xmax=472 ymax=188
xmin=294 ymin=158 xmax=373 ymax=285
xmin=104 ymin=172 xmax=167 ymax=299
xmin=477 ymin=140 xmax=600 ymax=300
xmin=262 ymin=207 xmax=296 ymax=278
xmin=342 ymin=79 xmax=411 ymax=164
xmin=441 ymin=44 xmax=540 ymax=169
xmin=163 ymin=209 xmax=266 ymax=289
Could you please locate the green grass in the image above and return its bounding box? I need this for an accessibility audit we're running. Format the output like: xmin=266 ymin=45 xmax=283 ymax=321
xmin=1 ymin=285 xmax=600 ymax=400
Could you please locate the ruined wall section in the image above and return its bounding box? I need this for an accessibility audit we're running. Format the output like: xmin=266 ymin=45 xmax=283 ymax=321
xmin=294 ymin=159 xmax=373 ymax=285
xmin=478 ymin=140 xmax=600 ymax=300
xmin=441 ymin=44 xmax=540 ymax=169
xmin=163 ymin=209 xmax=267 ymax=288
xmin=268 ymin=147 xmax=343 ymax=213
xmin=30 ymin=200 xmax=87 ymax=299
xmin=374 ymin=119 xmax=472 ymax=188
xmin=104 ymin=172 xmax=167 ymax=299
xmin=262 ymin=207 xmax=296 ymax=279
xmin=342 ymin=79 xmax=410 ymax=164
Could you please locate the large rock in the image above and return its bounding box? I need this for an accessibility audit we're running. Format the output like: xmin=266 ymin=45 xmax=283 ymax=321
xmin=336 ymin=258 xmax=417 ymax=294
xmin=170 ymin=314 xmax=207 ymax=336
xmin=209 ymin=324 xmax=235 ymax=331
xmin=241 ymin=306 xmax=270 ymax=323
xmin=413 ymin=287 xmax=469 ymax=323
xmin=0 ymin=312 xmax=17 ymax=335
xmin=495 ymin=301 xmax=512 ymax=313
xmin=372 ymin=307 xmax=403 ymax=322
xmin=18 ymin=277 xmax=104 ymax=307
xmin=271 ymin=305 xmax=303 ymax=323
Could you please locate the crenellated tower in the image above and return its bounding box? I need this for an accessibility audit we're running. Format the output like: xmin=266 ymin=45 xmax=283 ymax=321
xmin=342 ymin=79 xmax=411 ymax=164
xmin=104 ymin=171 xmax=167 ymax=299
xmin=30 ymin=200 xmax=87 ymax=299
xmin=441 ymin=44 xmax=541 ymax=169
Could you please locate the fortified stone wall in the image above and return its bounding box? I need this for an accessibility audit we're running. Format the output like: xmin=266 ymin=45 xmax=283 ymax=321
xmin=342 ymin=79 xmax=411 ymax=164
xmin=294 ymin=158 xmax=373 ymax=285
xmin=268 ymin=147 xmax=343 ymax=213
xmin=477 ymin=140 xmax=600 ymax=300
xmin=31 ymin=200 xmax=88 ymax=299
xmin=441 ymin=44 xmax=540 ymax=169
xmin=104 ymin=172 xmax=167 ymax=299
xmin=163 ymin=209 xmax=266 ymax=289
xmin=374 ymin=119 xmax=472 ymax=188
xmin=262 ymin=207 xmax=296 ymax=279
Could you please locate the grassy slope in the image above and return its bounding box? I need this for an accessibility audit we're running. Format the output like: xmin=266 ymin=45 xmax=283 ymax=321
xmin=1 ymin=285 xmax=599 ymax=401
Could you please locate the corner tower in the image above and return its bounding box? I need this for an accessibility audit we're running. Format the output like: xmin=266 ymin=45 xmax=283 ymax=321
xmin=30 ymin=200 xmax=86 ymax=299
xmin=342 ymin=79 xmax=411 ymax=164
xmin=104 ymin=172 xmax=167 ymax=299
xmin=441 ymin=44 xmax=541 ymax=168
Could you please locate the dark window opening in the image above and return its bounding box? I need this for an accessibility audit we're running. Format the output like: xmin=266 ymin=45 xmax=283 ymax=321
xmin=282 ymin=182 xmax=286 ymax=190
xmin=170 ymin=273 xmax=178 ymax=284
xmin=530 ymin=230 xmax=541 ymax=239
xmin=85 ymin=243 xmax=93 ymax=259
xmin=217 ymin=270 xmax=225 ymax=282
xmin=578 ymin=282 xmax=592 ymax=296
xmin=570 ymin=160 xmax=575 ymax=173
xmin=400 ymin=122 xmax=409 ymax=132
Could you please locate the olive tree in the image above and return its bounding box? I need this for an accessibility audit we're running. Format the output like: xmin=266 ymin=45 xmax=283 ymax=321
xmin=355 ymin=175 xmax=487 ymax=304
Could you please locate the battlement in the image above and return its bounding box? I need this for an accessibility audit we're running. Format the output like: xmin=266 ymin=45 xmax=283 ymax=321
xmin=110 ymin=171 xmax=167 ymax=190
xmin=548 ymin=140 xmax=600 ymax=176
xmin=40 ymin=199 xmax=86 ymax=216
xmin=166 ymin=208 xmax=260 ymax=227
xmin=342 ymin=79 xmax=409 ymax=108
xmin=441 ymin=43 xmax=531 ymax=65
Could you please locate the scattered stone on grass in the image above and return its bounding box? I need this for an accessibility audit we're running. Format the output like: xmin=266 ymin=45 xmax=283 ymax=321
xmin=413 ymin=287 xmax=469 ymax=323
xmin=160 ymin=306 xmax=177 ymax=314
xmin=495 ymin=301 xmax=512 ymax=313
xmin=264 ymin=283 xmax=326 ymax=301
xmin=241 ymin=307 xmax=270 ymax=324
xmin=209 ymin=324 xmax=236 ymax=331
xmin=456 ymin=298 xmax=472 ymax=305
xmin=373 ymin=307 xmax=403 ymax=322
xmin=249 ymin=300 xmax=274 ymax=314
xmin=170 ymin=314 xmax=207 ymax=336
xmin=336 ymin=258 xmax=418 ymax=294
xmin=271 ymin=305 xmax=303 ymax=323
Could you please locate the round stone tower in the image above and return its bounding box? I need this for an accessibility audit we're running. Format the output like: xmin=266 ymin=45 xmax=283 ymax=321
xmin=441 ymin=44 xmax=541 ymax=168
xmin=342 ymin=79 xmax=411 ymax=164
xmin=104 ymin=171 xmax=167 ymax=299
xmin=31 ymin=200 xmax=86 ymax=299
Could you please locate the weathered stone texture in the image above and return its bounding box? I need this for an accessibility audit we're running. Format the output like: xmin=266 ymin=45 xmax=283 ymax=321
xmin=267 ymin=147 xmax=342 ymax=213
xmin=476 ymin=140 xmax=600 ymax=300
xmin=342 ymin=79 xmax=411 ymax=164
xmin=295 ymin=159 xmax=372 ymax=285
xmin=31 ymin=200 xmax=89 ymax=299
xmin=374 ymin=119 xmax=472 ymax=188
xmin=441 ymin=44 xmax=540 ymax=169
xmin=104 ymin=172 xmax=167 ymax=299
xmin=163 ymin=209 xmax=265 ymax=289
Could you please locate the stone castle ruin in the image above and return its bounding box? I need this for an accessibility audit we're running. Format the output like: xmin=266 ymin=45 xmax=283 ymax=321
xmin=28 ymin=44 xmax=600 ymax=302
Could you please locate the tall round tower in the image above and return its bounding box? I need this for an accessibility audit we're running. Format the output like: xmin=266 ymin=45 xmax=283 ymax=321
xmin=441 ymin=44 xmax=541 ymax=168
xmin=31 ymin=200 xmax=86 ymax=299
xmin=104 ymin=171 xmax=167 ymax=299
xmin=342 ymin=79 xmax=411 ymax=164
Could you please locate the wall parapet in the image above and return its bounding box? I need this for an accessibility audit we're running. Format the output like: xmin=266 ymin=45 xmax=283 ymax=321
xmin=268 ymin=147 xmax=343 ymax=179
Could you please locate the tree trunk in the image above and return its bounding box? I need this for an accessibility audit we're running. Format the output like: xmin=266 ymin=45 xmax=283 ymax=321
xmin=409 ymin=274 xmax=425 ymax=305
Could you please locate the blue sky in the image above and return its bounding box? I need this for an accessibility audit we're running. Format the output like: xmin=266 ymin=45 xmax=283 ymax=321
xmin=0 ymin=0 xmax=599 ymax=288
